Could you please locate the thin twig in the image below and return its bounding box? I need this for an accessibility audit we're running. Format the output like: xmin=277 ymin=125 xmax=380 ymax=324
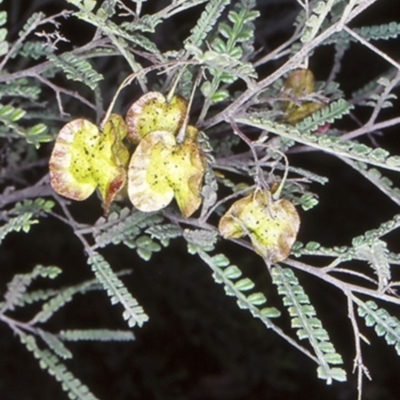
xmin=346 ymin=292 xmax=371 ymax=400
xmin=285 ymin=257 xmax=400 ymax=306
xmin=340 ymin=116 xmax=400 ymax=141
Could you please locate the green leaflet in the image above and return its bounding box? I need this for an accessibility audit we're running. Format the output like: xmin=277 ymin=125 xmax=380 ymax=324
xmin=48 ymin=52 xmax=103 ymax=90
xmin=134 ymin=235 xmax=162 ymax=261
xmin=66 ymin=0 xmax=96 ymax=12
xmin=0 ymin=103 xmax=26 ymax=122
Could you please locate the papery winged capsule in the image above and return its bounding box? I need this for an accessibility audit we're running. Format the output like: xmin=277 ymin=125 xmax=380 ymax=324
xmin=49 ymin=114 xmax=129 ymax=213
xmin=127 ymin=126 xmax=206 ymax=218
xmin=125 ymin=91 xmax=187 ymax=144
xmin=219 ymin=190 xmax=300 ymax=263
xmin=282 ymin=69 xmax=328 ymax=126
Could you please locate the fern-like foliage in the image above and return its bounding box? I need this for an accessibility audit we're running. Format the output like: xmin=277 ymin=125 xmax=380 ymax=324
xmin=291 ymin=241 xmax=352 ymax=260
xmin=19 ymin=333 xmax=99 ymax=400
xmin=184 ymin=229 xmax=280 ymax=322
xmin=356 ymin=298 xmax=400 ymax=355
xmin=66 ymin=0 xmax=161 ymax=85
xmin=184 ymin=230 xmax=330 ymax=366
xmin=351 ymin=68 xmax=398 ymax=103
xmin=351 ymin=213 xmax=400 ymax=245
xmin=184 ymin=228 xmax=219 ymax=254
xmin=295 ymin=98 xmax=353 ymax=134
xmin=48 ymin=52 xmax=103 ymax=90
xmin=92 ymin=207 xmax=163 ymax=260
xmin=15 ymin=276 xmax=104 ymax=310
xmin=0 ymin=78 xmax=41 ymax=101
xmin=1 ymin=265 xmax=61 ymax=313
xmin=199 ymin=167 xmax=219 ymax=219
xmin=239 ymin=116 xmax=400 ymax=173
xmin=4 ymin=0 xmax=400 ymax=396
xmin=184 ymin=0 xmax=231 ymax=50
xmin=196 ymin=1 xmax=259 ymax=119
xmin=19 ymin=11 xmax=46 ymax=35
xmin=73 ymin=6 xmax=161 ymax=55
xmin=271 ymin=266 xmax=346 ymax=384
xmin=301 ymin=0 xmax=336 ymax=43
xmin=38 ymin=329 xmax=73 ymax=360
xmin=12 ymin=198 xmax=55 ymax=216
xmin=200 ymin=250 xmax=280 ymax=319
xmin=145 ymin=223 xmax=182 ymax=247
xmin=31 ymin=275 xmax=103 ymax=324
xmin=14 ymin=287 xmax=60 ymax=308
xmin=0 ymin=2 xmax=8 ymax=57
xmin=0 ymin=212 xmax=38 ymax=244
xmin=354 ymin=239 xmax=391 ymax=292
xmin=0 ymin=103 xmax=49 ymax=146
xmin=16 ymin=40 xmax=54 ymax=59
xmin=87 ymin=252 xmax=149 ymax=328
xmin=0 ymin=262 xmax=136 ymax=398
xmin=294 ymin=213 xmax=400 ymax=264
xmin=363 ymin=76 xmax=398 ymax=109
xmin=0 ymin=103 xmax=26 ymax=126
xmin=92 ymin=207 xmax=160 ymax=244
xmin=59 ymin=329 xmax=135 ymax=342
xmin=324 ymin=21 xmax=400 ymax=46
xmin=340 ymin=158 xmax=400 ymax=206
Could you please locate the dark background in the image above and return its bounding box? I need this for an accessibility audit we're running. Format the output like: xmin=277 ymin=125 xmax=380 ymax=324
xmin=1 ymin=1 xmax=400 ymax=399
